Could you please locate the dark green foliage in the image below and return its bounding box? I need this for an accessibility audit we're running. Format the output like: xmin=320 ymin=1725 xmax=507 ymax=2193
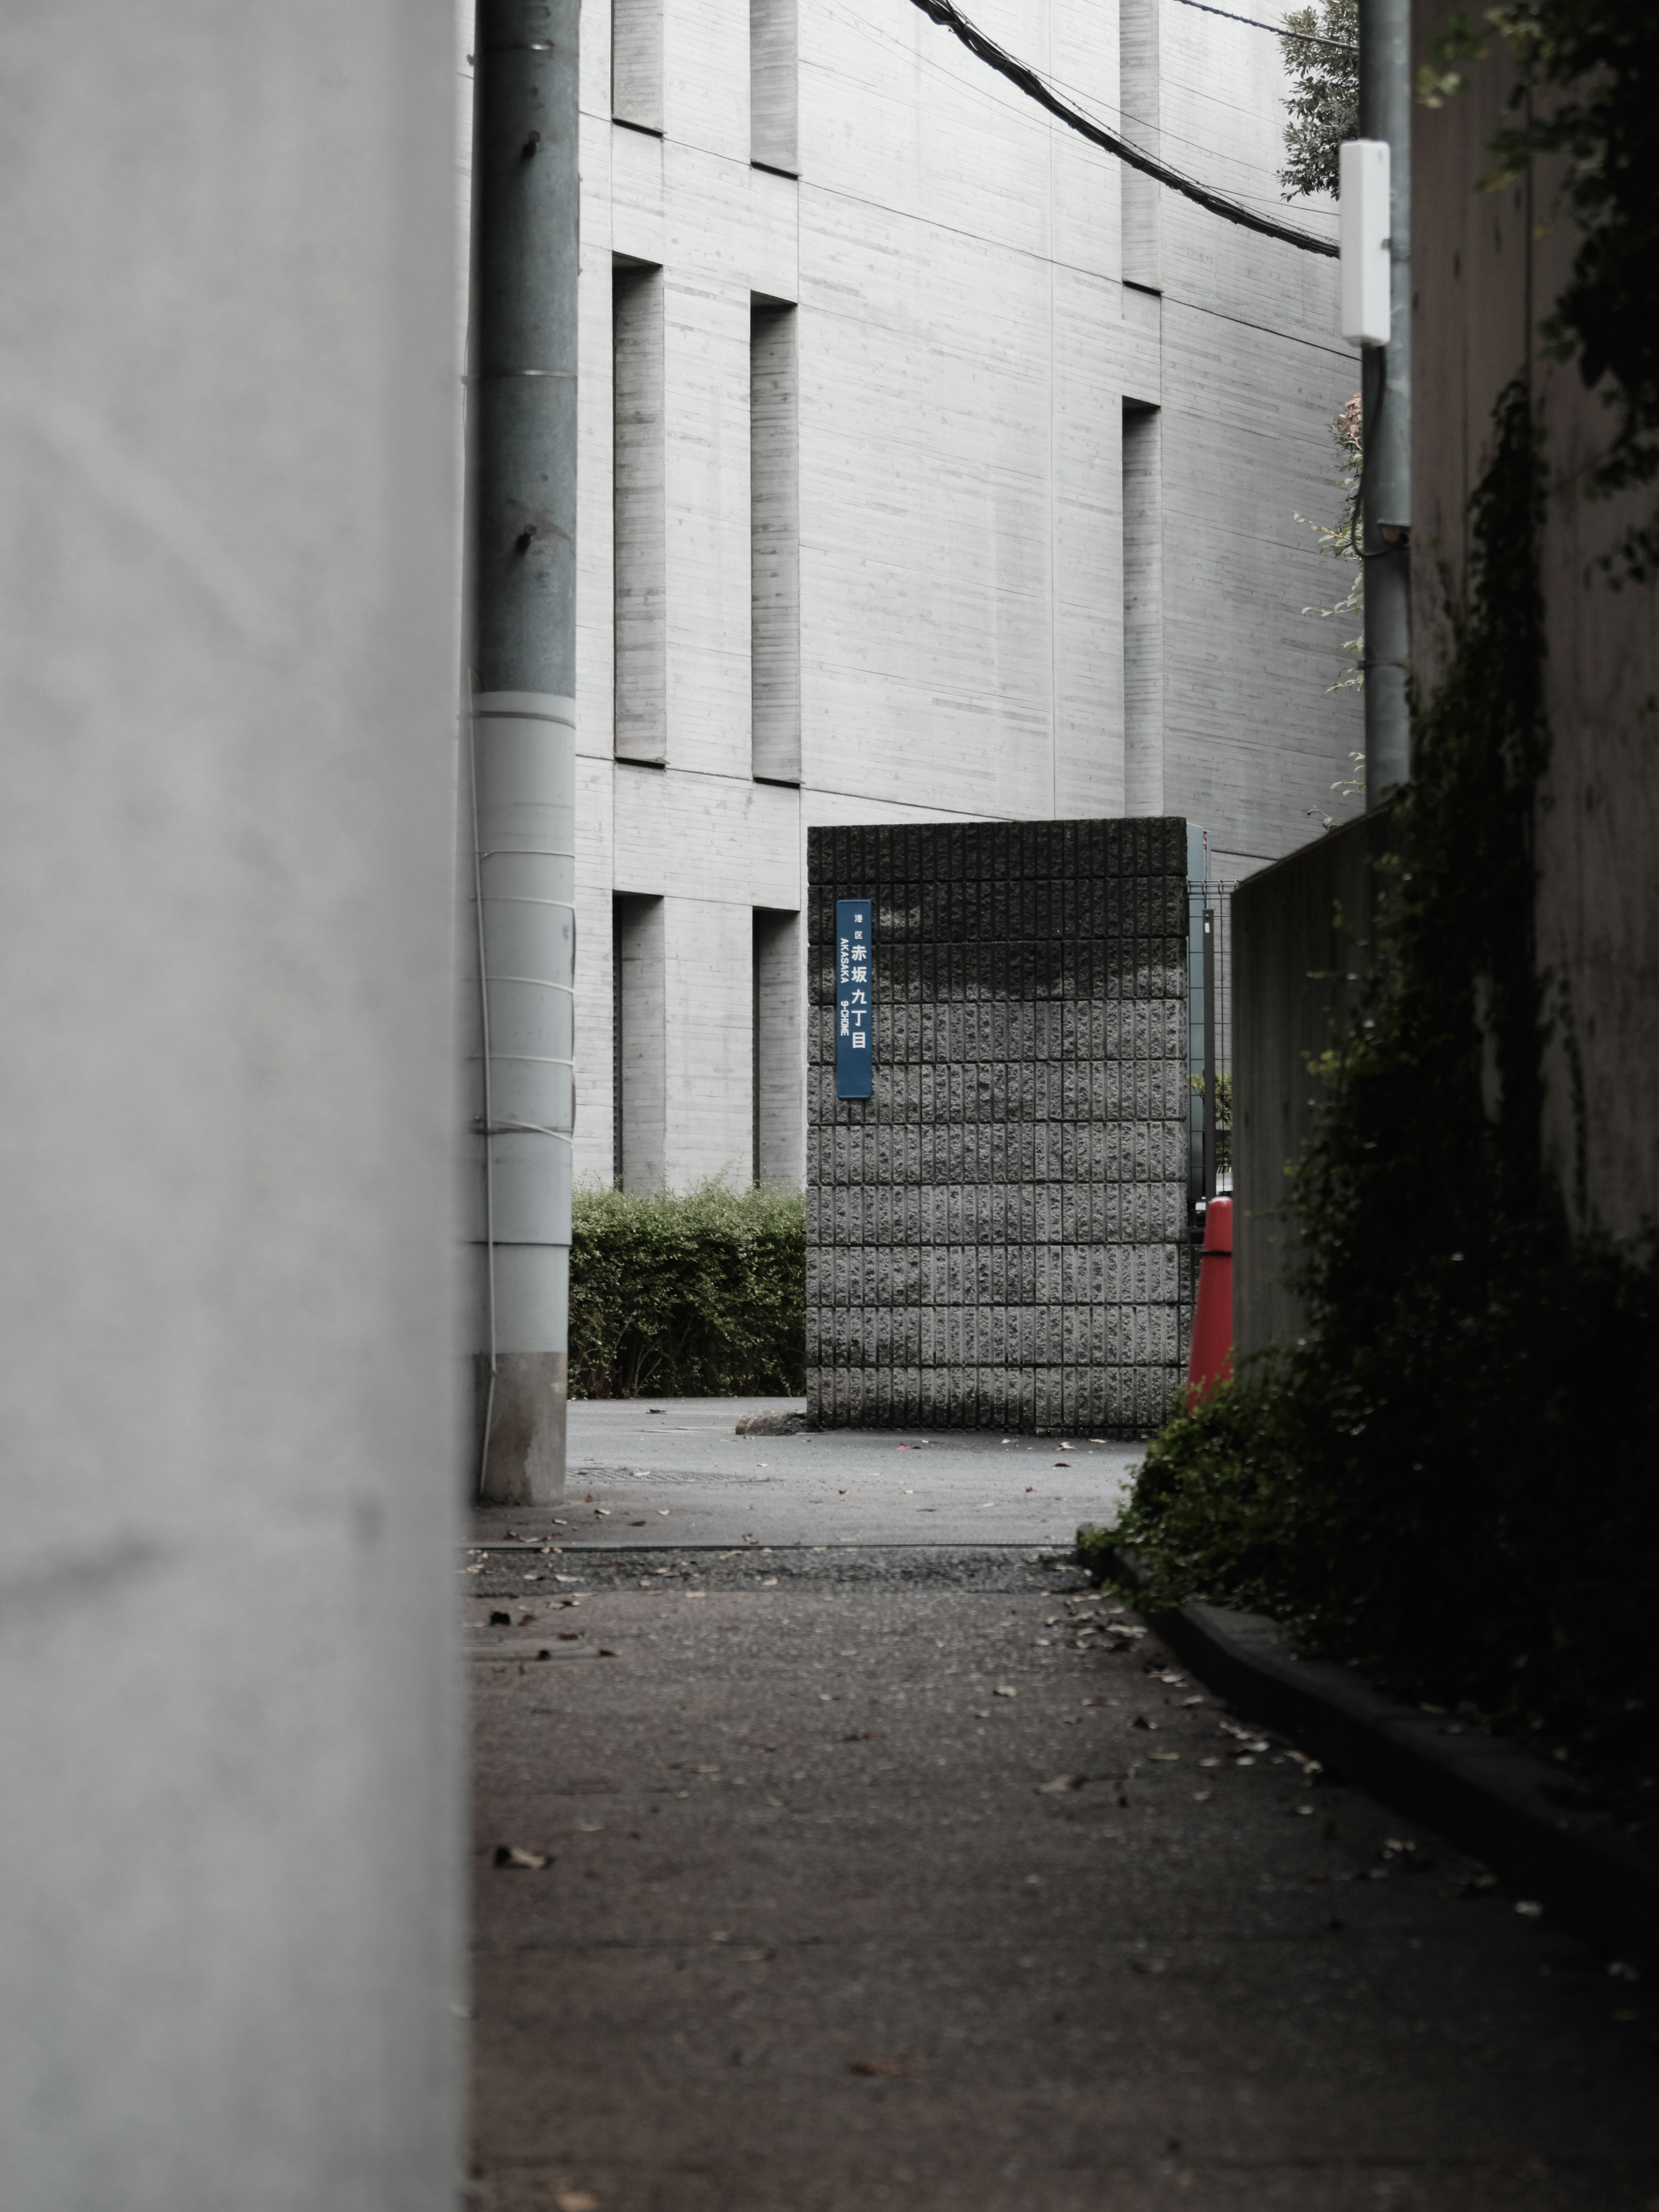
xmin=569 ymin=1181 xmax=805 ymax=1399
xmin=1279 ymin=0 xmax=1358 ymax=201
xmin=1422 ymin=0 xmax=1659 ymax=577
xmin=1101 ymin=386 xmax=1659 ymax=1815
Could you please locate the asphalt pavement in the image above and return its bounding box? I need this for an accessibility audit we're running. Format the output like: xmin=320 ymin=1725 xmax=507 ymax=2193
xmin=466 ymin=1402 xmax=1659 ymax=2211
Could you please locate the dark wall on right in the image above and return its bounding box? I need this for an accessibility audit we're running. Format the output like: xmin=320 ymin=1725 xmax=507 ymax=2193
xmin=1233 ymin=807 xmax=1393 ymax=1356
xmin=1413 ymin=0 xmax=1659 ymax=1239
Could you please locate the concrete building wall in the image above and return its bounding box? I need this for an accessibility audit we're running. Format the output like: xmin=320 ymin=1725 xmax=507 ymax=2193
xmin=0 ymin=3 xmax=461 ymax=2207
xmin=560 ymin=0 xmax=1362 ymax=1195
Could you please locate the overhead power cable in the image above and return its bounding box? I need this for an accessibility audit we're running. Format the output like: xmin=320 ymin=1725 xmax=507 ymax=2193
xmin=1173 ymin=0 xmax=1357 ymax=54
xmin=905 ymin=0 xmax=1339 ymax=257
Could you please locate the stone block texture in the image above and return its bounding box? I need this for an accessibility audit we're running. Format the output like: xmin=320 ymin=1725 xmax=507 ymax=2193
xmin=807 ymin=818 xmax=1192 ymax=1435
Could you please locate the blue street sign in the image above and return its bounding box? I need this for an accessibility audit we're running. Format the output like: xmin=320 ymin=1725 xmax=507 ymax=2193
xmin=836 ymin=897 xmax=874 ymax=1100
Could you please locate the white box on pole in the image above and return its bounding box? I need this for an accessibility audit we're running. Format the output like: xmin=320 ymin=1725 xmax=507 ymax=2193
xmin=1339 ymin=138 xmax=1391 ymax=347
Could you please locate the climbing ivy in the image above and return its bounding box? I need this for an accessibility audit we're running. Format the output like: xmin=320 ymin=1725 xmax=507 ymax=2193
xmin=1094 ymin=384 xmax=1659 ymax=1825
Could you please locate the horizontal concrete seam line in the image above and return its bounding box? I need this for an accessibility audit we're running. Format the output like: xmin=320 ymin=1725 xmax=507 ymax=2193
xmin=783 ymin=183 xmax=1347 ymax=356
xmin=1103 ymin=1545 xmax=1659 ymax=1971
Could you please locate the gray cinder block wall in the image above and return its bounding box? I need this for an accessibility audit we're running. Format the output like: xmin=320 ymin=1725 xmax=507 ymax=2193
xmin=0 ymin=3 xmax=461 ymax=2205
xmin=807 ymin=820 xmax=1192 ymax=1435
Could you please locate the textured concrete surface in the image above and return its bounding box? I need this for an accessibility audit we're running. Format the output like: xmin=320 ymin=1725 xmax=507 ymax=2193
xmin=467 ymin=1447 xmax=1659 ymax=2210
xmin=0 ymin=3 xmax=461 ymax=2204
xmin=807 ymin=820 xmax=1193 ymax=1437
xmin=471 ymin=1396 xmax=1141 ymax=1549
xmin=564 ymin=0 xmax=1364 ymax=1200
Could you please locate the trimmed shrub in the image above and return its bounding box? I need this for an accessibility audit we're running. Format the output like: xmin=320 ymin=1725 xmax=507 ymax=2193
xmin=568 ymin=1179 xmax=805 ymax=1399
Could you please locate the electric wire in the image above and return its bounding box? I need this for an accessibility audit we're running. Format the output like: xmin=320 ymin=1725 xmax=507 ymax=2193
xmin=1171 ymin=0 xmax=1356 ymax=54
xmin=905 ymin=0 xmax=1338 ymax=256
xmin=817 ymin=0 xmax=1312 ymax=204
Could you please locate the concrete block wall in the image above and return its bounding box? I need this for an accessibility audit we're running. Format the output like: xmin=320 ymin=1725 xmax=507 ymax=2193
xmin=807 ymin=820 xmax=1192 ymax=1434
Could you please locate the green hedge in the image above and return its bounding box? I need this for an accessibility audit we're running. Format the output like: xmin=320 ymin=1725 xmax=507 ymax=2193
xmin=568 ymin=1179 xmax=805 ymax=1399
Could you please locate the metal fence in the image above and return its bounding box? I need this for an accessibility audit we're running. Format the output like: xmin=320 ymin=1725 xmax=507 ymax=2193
xmin=1186 ymin=879 xmax=1235 ymax=1219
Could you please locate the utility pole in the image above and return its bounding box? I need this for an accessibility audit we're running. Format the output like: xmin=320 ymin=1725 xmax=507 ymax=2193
xmin=469 ymin=0 xmax=578 ymax=1503
xmin=1359 ymin=0 xmax=1411 ymax=799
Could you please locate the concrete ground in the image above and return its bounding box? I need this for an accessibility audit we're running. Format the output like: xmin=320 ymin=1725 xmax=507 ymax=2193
xmin=467 ymin=1401 xmax=1659 ymax=2212
xmin=471 ymin=1396 xmax=1141 ymax=1552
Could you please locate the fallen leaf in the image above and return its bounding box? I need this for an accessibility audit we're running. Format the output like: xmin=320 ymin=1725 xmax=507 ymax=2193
xmin=489 ymin=1611 xmax=511 ymax=1626
xmin=709 ymin=1929 xmax=731 ymax=1943
xmin=556 ymin=2193 xmax=600 ymax=2212
xmin=1131 ymin=1716 xmax=1157 ymax=1732
xmin=1180 ymin=1695 xmax=1205 ymax=1707
xmin=1192 ymin=1789 xmax=1213 ymax=1802
xmin=849 ymin=2057 xmax=911 ymax=2078
xmin=1294 ymin=1804 xmax=1315 ymax=1817
xmin=1147 ymin=1751 xmax=1180 ymax=1763
xmin=494 ymin=1845 xmax=552 ymax=1870
xmin=994 ymin=1685 xmax=1017 ymax=1699
xmin=1516 ymin=1899 xmax=1544 ymax=1918
xmin=594 ymin=1508 xmax=611 ymax=1517
xmin=657 ymin=1507 xmax=671 ymax=1516
xmin=1036 ymin=1773 xmax=1087 ymax=1794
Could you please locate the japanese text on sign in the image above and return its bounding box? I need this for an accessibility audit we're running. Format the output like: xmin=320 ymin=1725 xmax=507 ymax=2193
xmin=835 ymin=897 xmax=874 ymax=1100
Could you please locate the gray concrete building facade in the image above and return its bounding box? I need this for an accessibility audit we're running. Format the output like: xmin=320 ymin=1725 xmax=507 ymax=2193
xmin=562 ymin=0 xmax=1363 ymax=1195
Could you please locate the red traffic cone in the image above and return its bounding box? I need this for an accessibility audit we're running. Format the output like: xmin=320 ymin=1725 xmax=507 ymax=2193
xmin=1185 ymin=1195 xmax=1233 ymax=1408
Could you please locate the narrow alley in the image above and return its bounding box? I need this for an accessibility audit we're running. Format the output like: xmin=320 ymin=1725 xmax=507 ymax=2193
xmin=466 ymin=1404 xmax=1659 ymax=2212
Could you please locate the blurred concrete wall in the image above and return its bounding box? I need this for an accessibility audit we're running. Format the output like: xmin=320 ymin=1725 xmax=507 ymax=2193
xmin=0 ymin=4 xmax=462 ymax=2207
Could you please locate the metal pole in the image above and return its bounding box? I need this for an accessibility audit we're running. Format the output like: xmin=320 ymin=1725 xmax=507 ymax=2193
xmin=1359 ymin=0 xmax=1411 ymax=800
xmin=1202 ymin=908 xmax=1217 ymax=1201
xmin=469 ymin=0 xmax=578 ymax=1503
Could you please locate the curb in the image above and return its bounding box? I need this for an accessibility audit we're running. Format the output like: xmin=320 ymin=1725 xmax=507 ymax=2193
xmin=1091 ymin=1540 xmax=1659 ymax=1974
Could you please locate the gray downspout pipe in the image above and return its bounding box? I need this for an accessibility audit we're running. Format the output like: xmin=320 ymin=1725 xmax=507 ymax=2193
xmin=468 ymin=0 xmax=578 ymax=1503
xmin=1359 ymin=0 xmax=1411 ymax=800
